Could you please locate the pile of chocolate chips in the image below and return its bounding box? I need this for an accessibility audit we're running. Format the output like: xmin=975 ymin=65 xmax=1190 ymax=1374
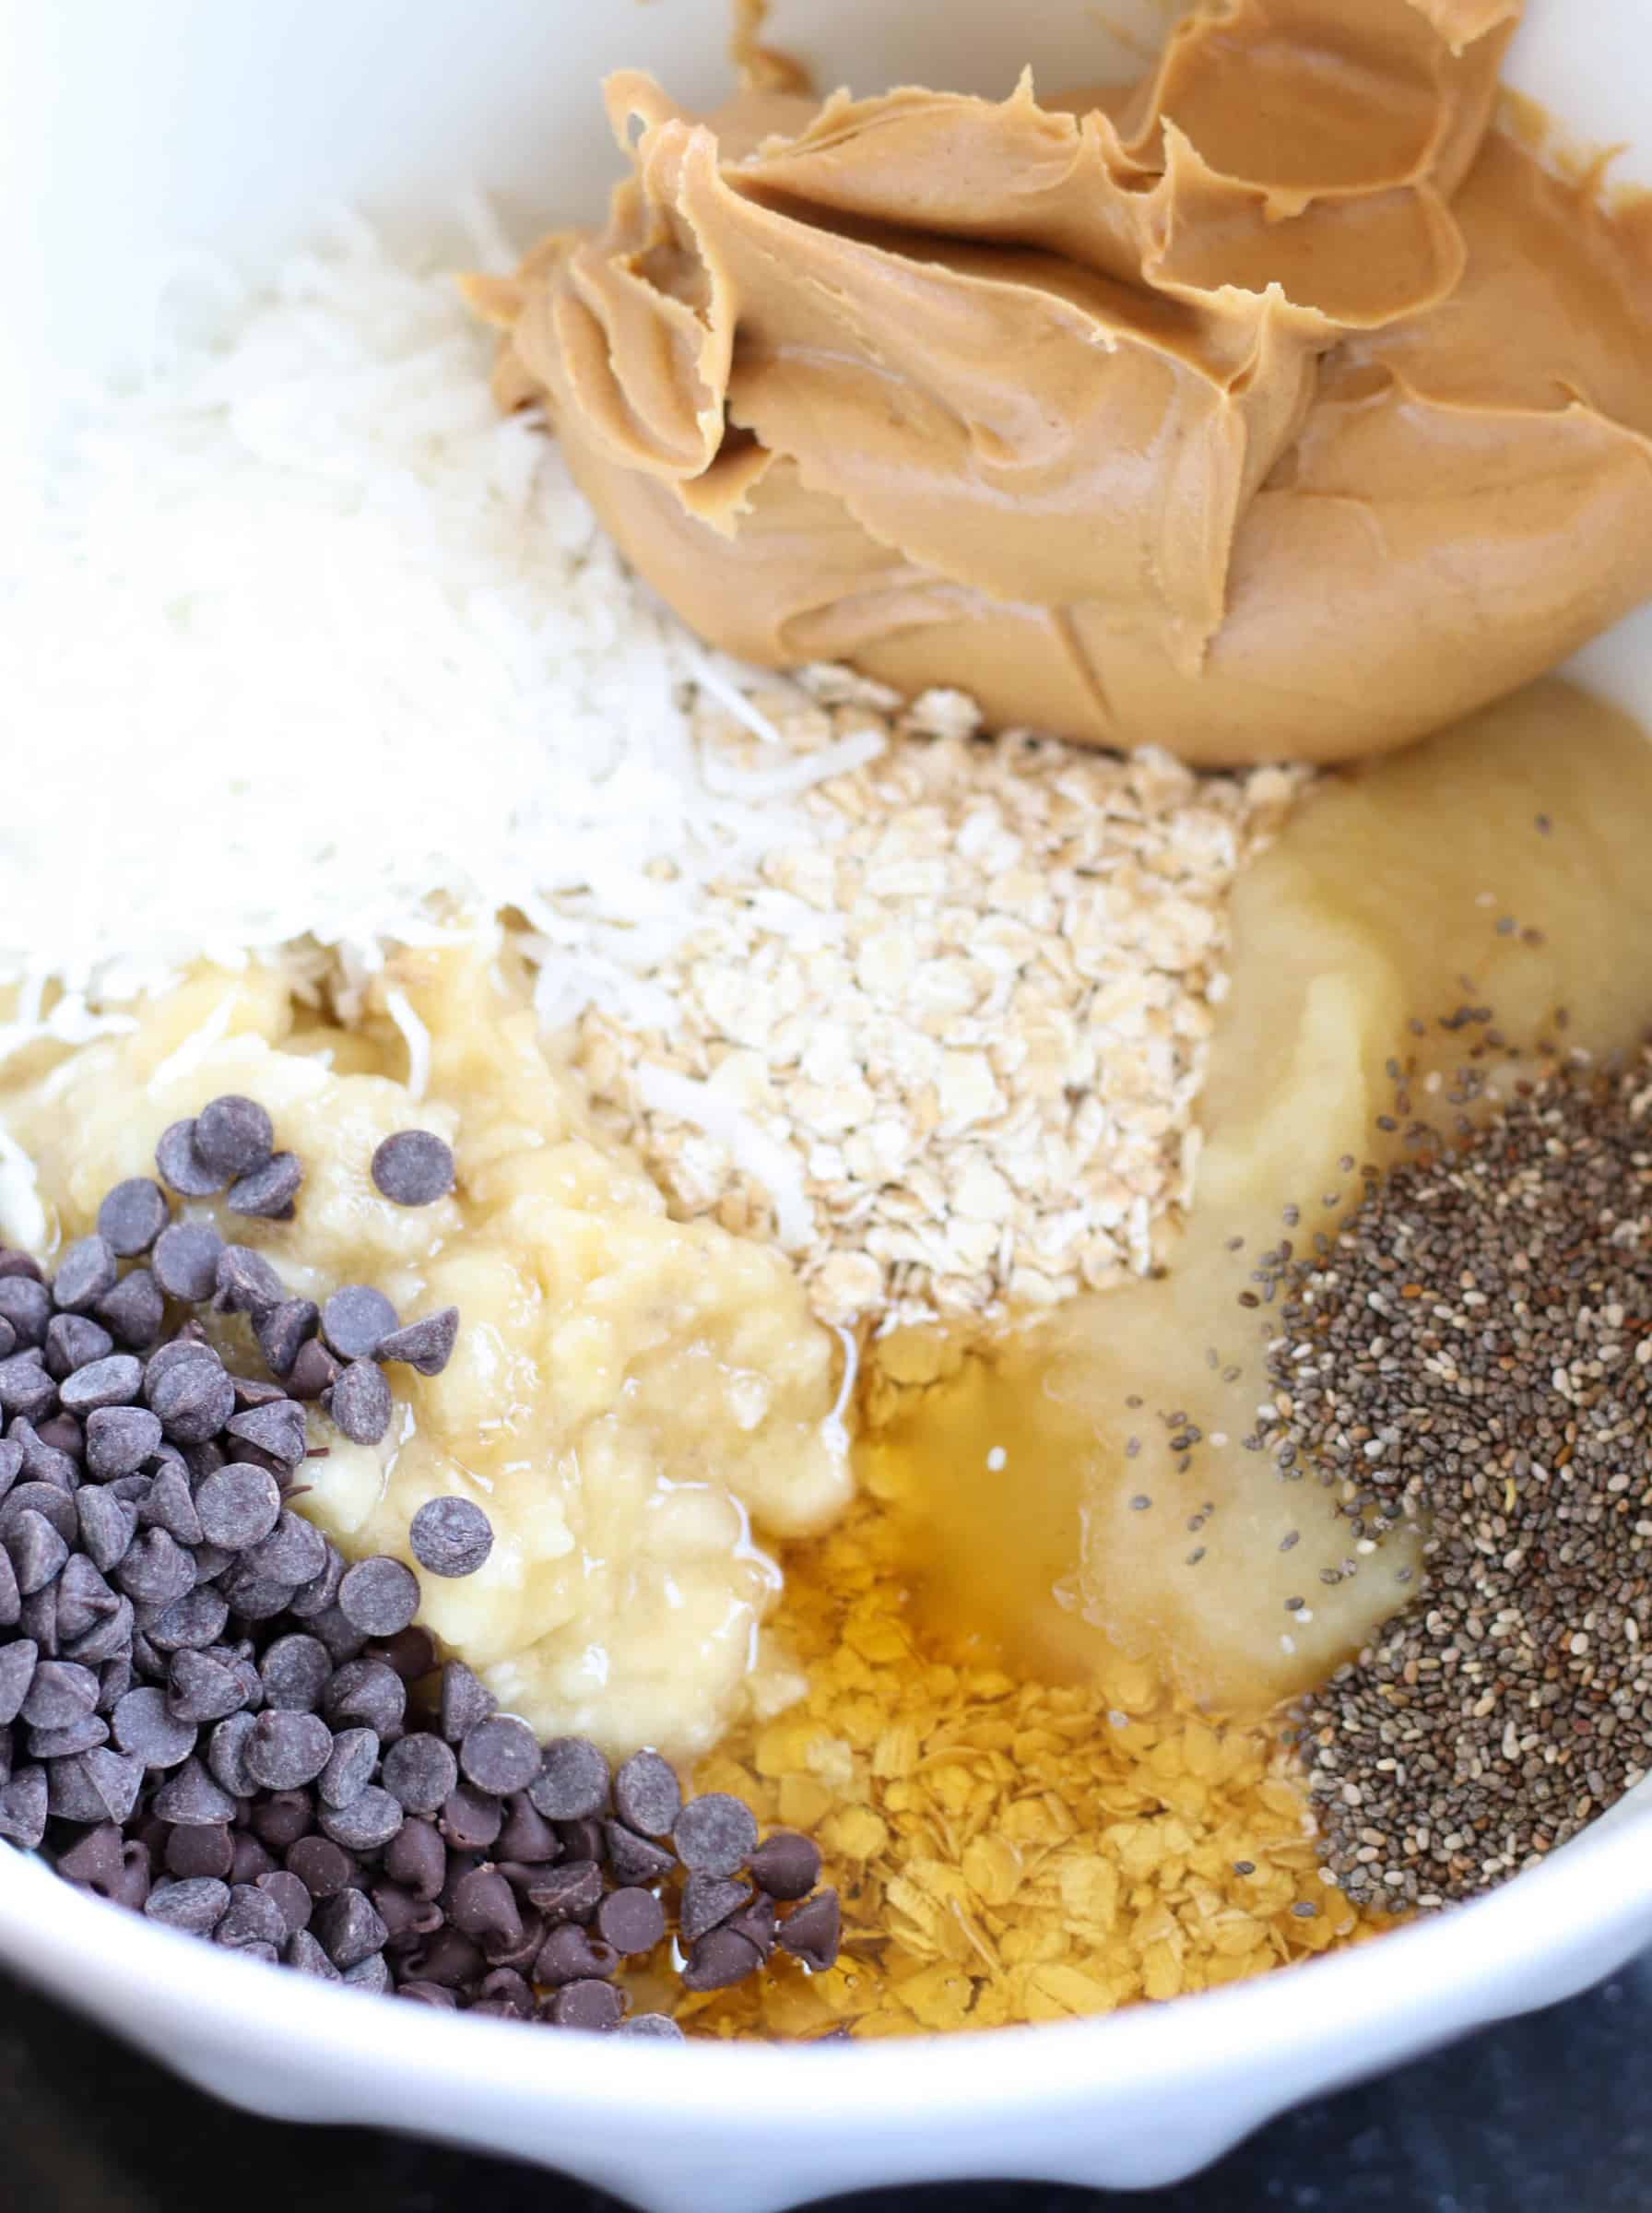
xmin=0 ymin=1098 xmax=839 ymax=2032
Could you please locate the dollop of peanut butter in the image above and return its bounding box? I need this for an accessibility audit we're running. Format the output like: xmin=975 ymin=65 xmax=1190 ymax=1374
xmin=475 ymin=0 xmax=1652 ymax=764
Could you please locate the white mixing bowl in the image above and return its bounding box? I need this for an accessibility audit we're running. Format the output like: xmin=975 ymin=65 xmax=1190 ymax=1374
xmin=6 ymin=5 xmax=1652 ymax=2206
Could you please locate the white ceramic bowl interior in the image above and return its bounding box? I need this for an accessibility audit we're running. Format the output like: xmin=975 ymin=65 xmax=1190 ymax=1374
xmin=6 ymin=4 xmax=1652 ymax=2207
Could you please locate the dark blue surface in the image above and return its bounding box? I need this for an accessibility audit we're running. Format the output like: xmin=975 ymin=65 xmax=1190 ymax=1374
xmin=3 ymin=1955 xmax=1649 ymax=2210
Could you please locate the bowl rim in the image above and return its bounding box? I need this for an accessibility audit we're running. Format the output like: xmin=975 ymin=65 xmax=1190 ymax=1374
xmin=2 ymin=1781 xmax=1647 ymax=2131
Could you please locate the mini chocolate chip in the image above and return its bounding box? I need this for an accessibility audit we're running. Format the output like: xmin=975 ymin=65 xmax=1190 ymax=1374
xmin=167 ymin=1647 xmax=247 ymax=1725
xmin=549 ymin=1980 xmax=624 ymax=2031
xmin=681 ymin=1926 xmax=762 ymax=1992
xmin=679 ymin=1872 xmax=751 ymax=1943
xmin=337 ymin=1556 xmax=419 ymax=1639
xmin=151 ymin=1223 xmax=226 ymax=1305
xmin=314 ymin=1888 xmax=389 ymax=1970
xmin=97 ymin=1178 xmax=171 ymax=1259
xmin=674 ymin=1792 xmax=758 ymax=1877
xmin=460 ymin=1715 xmax=540 ymax=1796
xmin=321 ymin=1286 xmax=397 ymax=1362
xmin=195 ymin=1463 xmax=283 ymax=1553
xmin=227 ymin=1152 xmax=302 ymax=1219
xmin=84 ymin=1405 xmax=163 ymax=1482
xmin=145 ymin=1875 xmax=230 ymax=1934
xmin=257 ymin=1632 xmax=331 ymax=1712
xmin=437 ymin=1661 xmax=493 ymax=1745
xmin=371 ymin=1131 xmax=455 ymax=1208
xmin=323 ymin=1659 xmax=405 ymax=1737
xmin=254 ymin=1298 xmax=318 ymax=1379
xmin=245 ymin=1509 xmax=327 ymax=1588
xmin=224 ymin=1400 xmax=307 ymax=1469
xmin=528 ymin=1736 xmax=609 ymax=1822
xmin=779 ymin=1888 xmax=841 ymax=1971
xmin=156 ymin=1121 xmax=226 ymax=1199
xmin=287 ymin=1835 xmax=355 ymax=1899
xmin=605 ymin=1822 xmax=677 ymax=1888
xmin=320 ymin=1726 xmax=379 ymax=1810
xmin=612 ymin=1749 xmax=681 ymax=1840
xmin=0 ymin=1279 xmax=50 ymax=1347
xmin=617 ymin=2013 xmax=685 ymax=2041
xmin=112 ymin=1687 xmax=201 ymax=1770
xmin=214 ymin=1245 xmax=286 ymax=1317
xmin=152 ymin=1755 xmax=235 ymax=1827
xmin=243 ymin=1710 xmax=333 ymax=1792
xmin=381 ymin=1732 xmax=458 ymax=1817
xmin=53 ymin=1236 xmax=118 ymax=1314
xmin=535 ymin=1923 xmax=618 ymax=1986
xmin=438 ymin=1784 xmax=502 ymax=1853
xmin=383 ymin=1819 xmax=447 ymax=1901
xmin=376 ymin=1309 xmax=460 ymax=1379
xmin=326 ymin=1360 xmax=392 ymax=1447
xmin=286 ymin=1340 xmax=339 ymax=1402
xmin=95 ymin=1270 xmax=165 ymax=1351
xmin=194 ymin=1096 xmax=274 ymax=1182
xmin=44 ymin=1314 xmax=113 ymax=1382
xmin=596 ymin=1887 xmax=667 ymax=1958
xmin=145 ymin=1348 xmax=235 ymax=1445
xmin=316 ymin=1785 xmax=403 ymax=1852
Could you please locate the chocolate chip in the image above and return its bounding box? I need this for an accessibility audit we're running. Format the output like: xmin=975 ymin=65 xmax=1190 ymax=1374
xmin=778 ymin=1888 xmax=841 ymax=1971
xmin=114 ymin=1528 xmax=195 ymax=1609
xmin=227 ymin=1153 xmax=303 ymax=1219
xmin=381 ymin=1732 xmax=458 ymax=1817
xmin=604 ymin=1822 xmax=676 ymax=1888
xmin=285 ymin=1339 xmax=339 ymax=1402
xmin=383 ymin=1819 xmax=446 ymax=1901
xmin=475 ymin=1967 xmax=534 ymax=2019
xmin=612 ymin=1749 xmax=681 ymax=1840
xmin=376 ymin=1308 xmax=459 ymax=1379
xmin=285 ymin=1929 xmax=342 ymax=1981
xmin=307 ymin=1603 xmax=369 ymax=1667
xmin=497 ymin=1794 xmax=559 ymax=1865
xmin=58 ymin=1353 xmax=143 ymax=1416
xmin=725 ymin=1892 xmax=777 ymax=1963
xmin=325 ymin=1359 xmax=392 ymax=1446
xmin=320 ymin=1286 xmax=397 ymax=1362
xmin=21 ymin=1657 xmax=97 ymax=1730
xmin=323 ymin=1659 xmax=405 ymax=1737
xmin=95 ymin=1178 xmax=170 ymax=1260
xmin=62 ymin=1595 xmax=133 ymax=1667
xmin=53 ymin=1235 xmax=118 ymax=1314
xmin=438 ymin=1784 xmax=502 ymax=1853
xmin=319 ymin=1725 xmax=378 ymax=1810
xmin=311 ymin=1887 xmax=387 ymax=1970
xmin=8 ymin=1509 xmax=69 ymax=1595
xmin=0 ymin=1549 xmax=19 ymax=1634
xmin=0 ymin=1642 xmax=37 ymax=1727
xmin=94 ymin=1268 xmax=165 ymax=1352
xmin=556 ymin=1817 xmax=606 ymax=1864
xmin=150 ymin=1223 xmax=224 ymax=1306
xmin=214 ymin=1245 xmax=286 ymax=1317
xmin=549 ymin=1980 xmax=625 ymax=2032
xmin=681 ymin=1926 xmax=762 ymax=1992
xmin=287 ymin=1834 xmax=355 ymax=1899
xmin=437 ymin=1661 xmax=493 ymax=1745
xmin=255 ymin=1631 xmax=330 ymax=1712
xmin=596 ymin=1887 xmax=667 ymax=1958
xmin=256 ymin=1867 xmax=313 ymax=1940
xmin=0 ymin=1766 xmax=48 ymax=1846
xmin=243 ymin=1710 xmax=333 ymax=1791
xmin=205 ymin=1711 xmax=257 ymax=1799
xmin=244 ymin=1509 xmax=327 ymax=1588
xmin=370 ymin=1131 xmax=455 ymax=1208
xmin=230 ymin=1831 xmax=277 ymax=1887
xmin=30 ymin=1713 xmax=111 ymax=1759
xmin=146 ymin=1585 xmax=229 ymax=1653
xmin=367 ymin=1624 xmax=436 ymax=1683
xmin=167 ymin=1647 xmax=247 ymax=1725
xmin=194 ymin=1096 xmax=274 ymax=1182
xmin=54 ymin=1555 xmax=119 ymax=1644
xmin=526 ymin=1862 xmax=603 ymax=1925
xmin=617 ymin=2013 xmax=685 ymax=2041
xmin=155 ymin=1121 xmax=226 ymax=1199
xmin=142 ymin=1462 xmax=205 ymax=1547
xmin=114 ymin=1685 xmax=200 ymax=1765
xmin=317 ymin=1784 xmax=403 ymax=1853
xmin=195 ymin=1463 xmax=282 ymax=1553
xmin=0 ymin=1279 xmax=50 ymax=1347
xmin=535 ymin=1923 xmax=618 ymax=1986
xmin=224 ymin=1399 xmax=307 ymax=1469
xmin=84 ymin=1405 xmax=163 ymax=1481
xmin=57 ymin=1822 xmax=129 ymax=1896
xmin=342 ymin=1952 xmax=391 ymax=1995
xmin=214 ymin=1882 xmax=289 ymax=1952
xmin=145 ymin=1347 xmax=234 ymax=1444
xmin=254 ymin=1298 xmax=318 ymax=1379
xmin=44 ymin=1314 xmax=113 ymax=1382
xmin=450 ymin=1865 xmax=522 ymax=1946
xmin=396 ymin=1979 xmax=455 ymax=2007
xmin=679 ymin=1872 xmax=751 ymax=1943
xmin=146 ymin=1876 xmax=230 ymax=1935
xmin=162 ymin=1822 xmax=232 ymax=1880
xmin=337 ymin=1556 xmax=419 ymax=1639
xmin=674 ymin=1792 xmax=757 ymax=1878
xmin=460 ymin=1714 xmax=539 ymax=1796
xmin=285 ymin=1540 xmax=346 ymax=1624
xmin=0 ymin=1355 xmax=57 ymax=1422
xmin=216 ymin=1563 xmax=295 ymax=1622
xmin=528 ymin=1737 xmax=608 ymax=1822
xmin=151 ymin=1752 xmax=236 ymax=1828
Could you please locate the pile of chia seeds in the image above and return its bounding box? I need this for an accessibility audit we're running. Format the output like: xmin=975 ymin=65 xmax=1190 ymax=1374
xmin=1267 ymin=1040 xmax=1652 ymax=1909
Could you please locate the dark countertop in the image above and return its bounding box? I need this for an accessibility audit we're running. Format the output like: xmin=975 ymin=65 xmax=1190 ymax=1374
xmin=5 ymin=1953 xmax=1651 ymax=2213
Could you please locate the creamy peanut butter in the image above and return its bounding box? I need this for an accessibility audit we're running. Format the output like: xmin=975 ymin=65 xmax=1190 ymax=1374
xmin=474 ymin=0 xmax=1652 ymax=765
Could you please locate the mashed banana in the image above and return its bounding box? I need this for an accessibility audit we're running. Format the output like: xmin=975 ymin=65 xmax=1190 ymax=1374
xmin=0 ymin=940 xmax=852 ymax=1758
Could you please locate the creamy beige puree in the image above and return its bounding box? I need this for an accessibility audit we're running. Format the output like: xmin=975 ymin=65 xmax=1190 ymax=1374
xmin=875 ymin=680 xmax=1652 ymax=1710
xmin=473 ymin=0 xmax=1652 ymax=764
